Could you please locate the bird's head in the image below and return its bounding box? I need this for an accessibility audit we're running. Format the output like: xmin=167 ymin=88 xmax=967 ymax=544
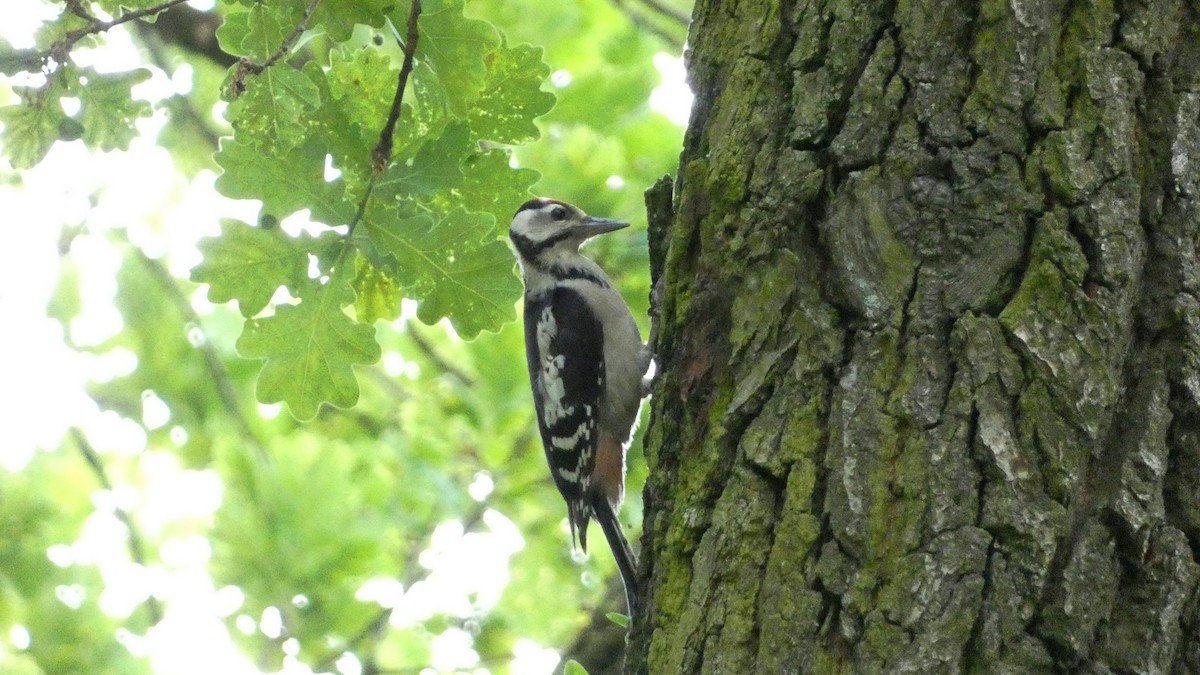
xmin=508 ymin=198 xmax=628 ymax=264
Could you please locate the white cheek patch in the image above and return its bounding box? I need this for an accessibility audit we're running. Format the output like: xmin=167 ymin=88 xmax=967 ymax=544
xmin=511 ymin=209 xmax=537 ymax=237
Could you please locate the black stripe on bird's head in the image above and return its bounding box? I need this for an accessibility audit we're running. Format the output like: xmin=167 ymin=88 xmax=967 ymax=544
xmin=508 ymin=199 xmax=628 ymax=262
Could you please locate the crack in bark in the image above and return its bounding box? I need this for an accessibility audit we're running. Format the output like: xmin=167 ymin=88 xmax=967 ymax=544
xmin=893 ymin=263 xmax=922 ymax=375
xmin=1033 ymin=361 xmax=1150 ymax=656
xmin=824 ymin=12 xmax=898 ymax=158
xmin=983 ymin=209 xmax=1042 ymax=318
xmin=642 ymin=0 xmax=1200 ymax=670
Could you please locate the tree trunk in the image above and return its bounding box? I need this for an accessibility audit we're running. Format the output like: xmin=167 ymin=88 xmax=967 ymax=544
xmin=631 ymin=0 xmax=1200 ymax=672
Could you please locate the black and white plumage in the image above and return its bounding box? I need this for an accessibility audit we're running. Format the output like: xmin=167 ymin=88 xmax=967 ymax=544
xmin=509 ymin=197 xmax=652 ymax=616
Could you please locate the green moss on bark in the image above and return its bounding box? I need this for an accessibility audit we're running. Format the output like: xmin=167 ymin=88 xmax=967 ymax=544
xmin=632 ymin=0 xmax=1200 ymax=672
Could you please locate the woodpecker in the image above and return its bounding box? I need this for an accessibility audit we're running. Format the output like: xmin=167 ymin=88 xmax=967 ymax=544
xmin=509 ymin=197 xmax=652 ymax=616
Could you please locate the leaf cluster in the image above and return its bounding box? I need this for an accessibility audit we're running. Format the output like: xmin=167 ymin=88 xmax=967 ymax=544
xmin=184 ymin=0 xmax=556 ymax=419
xmin=0 ymin=0 xmax=688 ymax=672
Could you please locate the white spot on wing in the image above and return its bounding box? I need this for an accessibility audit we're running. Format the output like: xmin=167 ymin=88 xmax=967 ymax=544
xmin=551 ymin=419 xmax=592 ymax=450
xmin=536 ymin=307 xmax=575 ymax=425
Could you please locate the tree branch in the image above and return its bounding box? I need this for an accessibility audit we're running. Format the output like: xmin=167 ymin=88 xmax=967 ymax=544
xmin=134 ymin=24 xmax=225 ymax=150
xmin=230 ymin=0 xmax=322 ymax=94
xmin=344 ymin=0 xmax=421 ymax=242
xmin=406 ymin=325 xmax=478 ymax=388
xmin=362 ymin=366 xmax=411 ymax=404
xmin=70 ymin=427 xmax=165 ymax=626
xmin=311 ymin=503 xmax=486 ymax=673
xmin=608 ymin=0 xmax=684 ymax=48
xmin=636 ymin=0 xmax=692 ymax=27
xmin=128 ymin=245 xmax=270 ymax=463
xmin=133 ymin=4 xmax=236 ymax=68
xmin=47 ymin=0 xmax=193 ymax=68
xmin=372 ymin=0 xmax=423 ymax=173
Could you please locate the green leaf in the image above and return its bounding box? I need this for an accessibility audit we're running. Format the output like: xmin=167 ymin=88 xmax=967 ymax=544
xmin=72 ymin=68 xmax=152 ymax=152
xmin=0 ymin=37 xmax=40 ymax=75
xmin=314 ymin=48 xmax=413 ymax=182
xmin=375 ymin=627 xmax=433 ymax=671
xmin=606 ymin=611 xmax=629 ymax=628
xmin=236 ymin=277 xmax=381 ymax=420
xmin=190 ymin=220 xmax=314 ymax=317
xmin=417 ymin=0 xmax=500 ymax=113
xmin=95 ymin=0 xmax=166 ymax=13
xmin=215 ymin=135 xmax=352 ymax=224
xmin=314 ymin=0 xmax=397 ymax=42
xmin=362 ymin=205 xmax=519 ymax=337
xmin=409 ymin=60 xmax=451 ymax=135
xmin=24 ymin=584 xmax=146 ymax=674
xmin=33 ymin=12 xmax=90 ymax=51
xmin=460 ymin=149 xmax=540 ymax=237
xmin=563 ymin=660 xmax=590 ymax=675
xmin=374 ymin=121 xmax=471 ymax=199
xmin=469 ymin=42 xmax=555 ymax=145
xmin=0 ymin=86 xmax=66 ymax=169
xmin=213 ymin=439 xmax=388 ymax=650
xmin=216 ymin=4 xmax=293 ymax=61
xmin=352 ymin=254 xmax=403 ymax=324
xmin=549 ymin=60 xmax=658 ymax=131
xmin=226 ymin=65 xmax=320 ymax=152
xmin=324 ymin=47 xmax=397 ymax=132
xmin=58 ymin=116 xmax=84 ymax=141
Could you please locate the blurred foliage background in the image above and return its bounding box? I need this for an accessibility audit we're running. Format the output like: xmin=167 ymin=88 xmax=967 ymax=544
xmin=0 ymin=0 xmax=690 ymax=673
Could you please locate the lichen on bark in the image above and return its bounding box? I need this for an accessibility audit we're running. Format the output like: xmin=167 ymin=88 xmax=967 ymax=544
xmin=630 ymin=0 xmax=1200 ymax=672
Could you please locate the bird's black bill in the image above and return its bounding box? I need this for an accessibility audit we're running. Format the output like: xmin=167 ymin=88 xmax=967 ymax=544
xmin=580 ymin=217 xmax=629 ymax=236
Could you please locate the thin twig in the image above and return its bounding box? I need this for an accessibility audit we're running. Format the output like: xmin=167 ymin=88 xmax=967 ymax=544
xmin=372 ymin=0 xmax=423 ymax=173
xmin=407 ymin=325 xmax=478 ymax=387
xmin=70 ymin=428 xmax=165 ymax=626
xmin=637 ymin=0 xmax=692 ymax=26
xmin=262 ymin=0 xmax=321 ymax=71
xmin=230 ymin=0 xmax=322 ymax=94
xmin=310 ymin=504 xmax=487 ymax=672
xmin=321 ymin=0 xmax=421 ymax=285
xmin=338 ymin=0 xmax=422 ymax=246
xmin=48 ymin=0 xmax=192 ymax=66
xmin=135 ymin=25 xmax=224 ymax=149
xmin=128 ymin=245 xmax=270 ymax=463
xmin=609 ymin=0 xmax=684 ymax=47
xmin=363 ymin=366 xmax=411 ymax=403
xmin=133 ymin=4 xmax=238 ymax=68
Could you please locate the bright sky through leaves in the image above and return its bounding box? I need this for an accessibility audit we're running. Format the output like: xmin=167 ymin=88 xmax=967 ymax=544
xmin=0 ymin=0 xmax=691 ymax=672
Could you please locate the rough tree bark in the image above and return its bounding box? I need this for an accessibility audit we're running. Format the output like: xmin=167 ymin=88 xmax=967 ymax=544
xmin=631 ymin=0 xmax=1200 ymax=672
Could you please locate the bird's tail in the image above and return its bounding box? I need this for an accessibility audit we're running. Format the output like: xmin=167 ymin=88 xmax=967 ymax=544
xmin=592 ymin=494 xmax=638 ymax=617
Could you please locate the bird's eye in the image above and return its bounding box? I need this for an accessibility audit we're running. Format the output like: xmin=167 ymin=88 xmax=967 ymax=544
xmin=550 ymin=206 xmax=567 ymax=221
